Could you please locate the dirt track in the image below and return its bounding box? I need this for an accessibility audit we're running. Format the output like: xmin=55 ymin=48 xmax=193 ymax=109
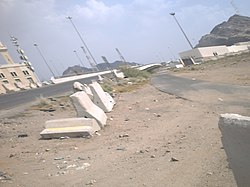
xmin=1 ymin=52 xmax=250 ymax=187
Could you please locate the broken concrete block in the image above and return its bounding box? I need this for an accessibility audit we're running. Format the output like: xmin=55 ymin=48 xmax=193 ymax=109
xmin=73 ymin=82 xmax=93 ymax=100
xmin=40 ymin=118 xmax=100 ymax=139
xmin=89 ymin=81 xmax=115 ymax=112
xmin=218 ymin=113 xmax=250 ymax=187
xmin=70 ymin=91 xmax=107 ymax=128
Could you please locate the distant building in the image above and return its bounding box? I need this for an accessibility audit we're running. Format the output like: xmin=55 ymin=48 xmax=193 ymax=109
xmin=0 ymin=42 xmax=40 ymax=94
xmin=179 ymin=42 xmax=250 ymax=66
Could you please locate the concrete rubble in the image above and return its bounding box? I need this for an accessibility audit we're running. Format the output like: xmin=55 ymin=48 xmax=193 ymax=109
xmin=218 ymin=113 xmax=250 ymax=187
xmin=40 ymin=118 xmax=100 ymax=139
xmin=70 ymin=91 xmax=107 ymax=128
xmin=89 ymin=81 xmax=115 ymax=112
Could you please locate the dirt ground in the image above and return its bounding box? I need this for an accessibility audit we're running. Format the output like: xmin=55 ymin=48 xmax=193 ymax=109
xmin=0 ymin=52 xmax=250 ymax=187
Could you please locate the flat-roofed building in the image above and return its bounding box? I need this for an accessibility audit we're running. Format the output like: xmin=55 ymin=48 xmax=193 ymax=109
xmin=179 ymin=43 xmax=250 ymax=66
xmin=0 ymin=42 xmax=40 ymax=94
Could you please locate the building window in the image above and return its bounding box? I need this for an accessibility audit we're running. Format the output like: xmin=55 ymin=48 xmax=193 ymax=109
xmin=27 ymin=77 xmax=34 ymax=84
xmin=15 ymin=79 xmax=21 ymax=82
xmin=0 ymin=73 xmax=5 ymax=79
xmin=23 ymin=70 xmax=30 ymax=76
xmin=2 ymin=80 xmax=9 ymax=84
xmin=213 ymin=52 xmax=218 ymax=56
xmin=10 ymin=72 xmax=18 ymax=77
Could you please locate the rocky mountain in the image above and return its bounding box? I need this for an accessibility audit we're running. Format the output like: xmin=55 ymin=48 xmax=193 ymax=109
xmin=62 ymin=61 xmax=139 ymax=76
xmin=196 ymin=14 xmax=250 ymax=47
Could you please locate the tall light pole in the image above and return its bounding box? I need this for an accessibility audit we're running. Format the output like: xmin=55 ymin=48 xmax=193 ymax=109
xmin=170 ymin=12 xmax=194 ymax=49
xmin=73 ymin=50 xmax=85 ymax=67
xmin=66 ymin=16 xmax=99 ymax=70
xmin=34 ymin=43 xmax=56 ymax=78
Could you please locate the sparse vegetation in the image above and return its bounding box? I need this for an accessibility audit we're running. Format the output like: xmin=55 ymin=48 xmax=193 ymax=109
xmin=101 ymin=67 xmax=151 ymax=93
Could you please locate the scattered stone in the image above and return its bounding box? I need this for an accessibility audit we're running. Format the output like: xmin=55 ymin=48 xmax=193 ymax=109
xmin=153 ymin=113 xmax=161 ymax=117
xmin=139 ymin=150 xmax=144 ymax=154
xmin=86 ymin=179 xmax=97 ymax=185
xmin=153 ymin=99 xmax=158 ymax=102
xmin=45 ymin=149 xmax=50 ymax=152
xmin=145 ymin=108 xmax=150 ymax=111
xmin=119 ymin=134 xmax=129 ymax=138
xmin=95 ymin=132 xmax=101 ymax=136
xmin=54 ymin=157 xmax=64 ymax=160
xmin=18 ymin=133 xmax=28 ymax=138
xmin=151 ymin=155 xmax=156 ymax=158
xmin=207 ymin=172 xmax=213 ymax=176
xmin=218 ymin=98 xmax=223 ymax=101
xmin=170 ymin=157 xmax=179 ymax=162
xmin=125 ymin=118 xmax=129 ymax=121
xmin=128 ymin=107 xmax=132 ymax=110
xmin=116 ymin=147 xmax=126 ymax=151
xmin=0 ymin=171 xmax=11 ymax=181
xmin=9 ymin=153 xmax=15 ymax=158
xmin=76 ymin=163 xmax=90 ymax=170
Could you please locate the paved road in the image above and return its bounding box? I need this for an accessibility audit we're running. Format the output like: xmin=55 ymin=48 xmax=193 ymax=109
xmin=0 ymin=76 xmax=98 ymax=110
xmin=151 ymin=73 xmax=250 ymax=107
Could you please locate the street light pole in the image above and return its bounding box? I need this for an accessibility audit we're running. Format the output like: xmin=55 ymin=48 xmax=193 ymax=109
xmin=73 ymin=50 xmax=85 ymax=67
xmin=34 ymin=43 xmax=56 ymax=78
xmin=170 ymin=12 xmax=194 ymax=49
xmin=66 ymin=16 xmax=99 ymax=70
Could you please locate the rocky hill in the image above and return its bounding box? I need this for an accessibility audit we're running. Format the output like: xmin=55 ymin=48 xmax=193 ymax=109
xmin=196 ymin=14 xmax=250 ymax=47
xmin=62 ymin=61 xmax=139 ymax=76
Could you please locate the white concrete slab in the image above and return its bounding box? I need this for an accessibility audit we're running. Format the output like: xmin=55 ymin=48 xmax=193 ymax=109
xmin=89 ymin=81 xmax=115 ymax=112
xmin=40 ymin=118 xmax=100 ymax=139
xmin=218 ymin=113 xmax=250 ymax=187
xmin=73 ymin=81 xmax=94 ymax=100
xmin=70 ymin=91 xmax=107 ymax=128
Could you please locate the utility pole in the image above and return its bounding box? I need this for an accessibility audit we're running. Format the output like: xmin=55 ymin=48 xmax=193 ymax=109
xmin=66 ymin=16 xmax=99 ymax=71
xmin=170 ymin=12 xmax=194 ymax=49
xmin=34 ymin=43 xmax=56 ymax=78
xmin=73 ymin=50 xmax=85 ymax=67
xmin=101 ymin=56 xmax=118 ymax=83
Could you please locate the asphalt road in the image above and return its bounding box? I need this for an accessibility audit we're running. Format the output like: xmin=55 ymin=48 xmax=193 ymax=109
xmin=0 ymin=76 xmax=98 ymax=110
xmin=151 ymin=73 xmax=250 ymax=107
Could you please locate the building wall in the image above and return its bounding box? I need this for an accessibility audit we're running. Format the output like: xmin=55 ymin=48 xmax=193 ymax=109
xmin=227 ymin=45 xmax=248 ymax=53
xmin=0 ymin=63 xmax=39 ymax=94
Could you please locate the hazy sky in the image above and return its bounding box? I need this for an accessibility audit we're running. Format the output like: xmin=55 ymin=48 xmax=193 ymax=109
xmin=0 ymin=0 xmax=250 ymax=80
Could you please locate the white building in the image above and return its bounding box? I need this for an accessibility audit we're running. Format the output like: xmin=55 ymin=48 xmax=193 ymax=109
xmin=179 ymin=42 xmax=250 ymax=66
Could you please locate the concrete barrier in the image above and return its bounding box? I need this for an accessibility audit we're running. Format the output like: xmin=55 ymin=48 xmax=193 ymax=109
xmin=70 ymin=91 xmax=107 ymax=128
xmin=89 ymin=81 xmax=115 ymax=112
xmin=218 ymin=113 xmax=250 ymax=187
xmin=73 ymin=82 xmax=93 ymax=100
xmin=40 ymin=118 xmax=100 ymax=139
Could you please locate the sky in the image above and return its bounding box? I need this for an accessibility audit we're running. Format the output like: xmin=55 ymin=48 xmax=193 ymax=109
xmin=0 ymin=0 xmax=250 ymax=80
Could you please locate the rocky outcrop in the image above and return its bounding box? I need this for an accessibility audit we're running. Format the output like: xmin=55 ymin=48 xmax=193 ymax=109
xmin=196 ymin=14 xmax=250 ymax=47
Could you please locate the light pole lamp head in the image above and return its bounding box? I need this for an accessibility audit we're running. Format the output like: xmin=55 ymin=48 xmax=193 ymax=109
xmin=66 ymin=16 xmax=72 ymax=20
xmin=34 ymin=43 xmax=38 ymax=47
xmin=170 ymin=12 xmax=175 ymax=16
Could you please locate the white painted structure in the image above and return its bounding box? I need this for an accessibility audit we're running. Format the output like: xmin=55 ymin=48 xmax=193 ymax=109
xmin=70 ymin=91 xmax=107 ymax=128
xmin=179 ymin=43 xmax=250 ymax=65
xmin=218 ymin=113 xmax=250 ymax=187
xmin=89 ymin=81 xmax=115 ymax=112
xmin=40 ymin=118 xmax=100 ymax=139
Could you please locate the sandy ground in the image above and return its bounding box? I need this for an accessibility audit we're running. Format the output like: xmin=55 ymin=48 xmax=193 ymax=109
xmin=0 ymin=52 xmax=250 ymax=187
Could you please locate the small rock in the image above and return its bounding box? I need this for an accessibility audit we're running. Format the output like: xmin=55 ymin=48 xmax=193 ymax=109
xmin=119 ymin=134 xmax=129 ymax=138
xmin=218 ymin=98 xmax=223 ymax=101
xmin=59 ymin=136 xmax=70 ymax=140
xmin=153 ymin=99 xmax=158 ymax=102
xmin=207 ymin=172 xmax=213 ymax=176
xmin=151 ymin=155 xmax=156 ymax=158
xmin=9 ymin=153 xmax=15 ymax=158
xmin=18 ymin=133 xmax=28 ymax=138
xmin=116 ymin=147 xmax=126 ymax=151
xmin=170 ymin=157 xmax=179 ymax=162
xmin=145 ymin=108 xmax=150 ymax=111
xmin=128 ymin=107 xmax=132 ymax=110
xmin=45 ymin=149 xmax=50 ymax=152
xmin=54 ymin=157 xmax=64 ymax=160
xmin=86 ymin=179 xmax=97 ymax=185
xmin=95 ymin=132 xmax=101 ymax=136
